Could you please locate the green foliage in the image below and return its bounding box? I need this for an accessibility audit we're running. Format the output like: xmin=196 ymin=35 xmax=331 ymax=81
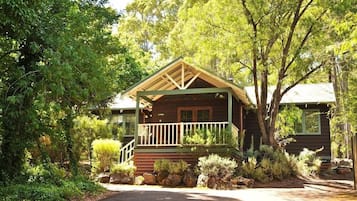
xmin=168 ymin=160 xmax=189 ymax=175
xmin=153 ymin=159 xmax=188 ymax=175
xmin=24 ymin=163 xmax=66 ymax=185
xmin=118 ymin=0 xmax=183 ymax=69
xmin=91 ymin=139 xmax=121 ymax=173
xmin=275 ymin=105 xmax=302 ymax=141
xmin=240 ymin=146 xmax=321 ymax=182
xmin=296 ymin=148 xmax=322 ymax=176
xmin=154 ymin=159 xmax=171 ymax=172
xmin=184 ymin=128 xmax=237 ymax=146
xmin=0 ymin=0 xmax=144 ymax=180
xmin=198 ymin=154 xmax=237 ymax=177
xmin=111 ymin=162 xmax=137 ymax=177
xmin=0 ymin=184 xmax=64 ymax=201
xmin=240 ymin=145 xmax=297 ymax=182
xmin=0 ymin=176 xmax=104 ymax=201
xmin=73 ymin=115 xmax=113 ymax=161
xmin=0 ymin=159 xmax=104 ymax=201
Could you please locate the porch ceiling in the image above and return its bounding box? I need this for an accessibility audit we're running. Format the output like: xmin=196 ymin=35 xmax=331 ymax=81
xmin=124 ymin=58 xmax=250 ymax=106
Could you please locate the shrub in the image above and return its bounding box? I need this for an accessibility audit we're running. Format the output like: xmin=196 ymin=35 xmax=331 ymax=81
xmin=297 ymin=148 xmax=321 ymax=176
xmin=91 ymin=139 xmax=121 ymax=173
xmin=25 ymin=163 xmax=66 ymax=185
xmin=240 ymin=146 xmax=321 ymax=182
xmin=154 ymin=159 xmax=188 ymax=175
xmin=198 ymin=154 xmax=237 ymax=177
xmin=168 ymin=160 xmax=189 ymax=175
xmin=184 ymin=128 xmax=237 ymax=146
xmin=73 ymin=115 xmax=113 ymax=162
xmin=154 ymin=159 xmax=170 ymax=172
xmin=111 ymin=162 xmax=136 ymax=177
xmin=240 ymin=145 xmax=296 ymax=182
xmin=0 ymin=177 xmax=104 ymax=201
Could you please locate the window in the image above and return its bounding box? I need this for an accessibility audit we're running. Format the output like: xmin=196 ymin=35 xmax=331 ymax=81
xmin=294 ymin=110 xmax=321 ymax=135
xmin=178 ymin=107 xmax=212 ymax=122
xmin=112 ymin=114 xmax=135 ymax=136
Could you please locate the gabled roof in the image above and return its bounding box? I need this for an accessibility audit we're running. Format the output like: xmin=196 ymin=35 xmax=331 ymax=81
xmin=124 ymin=58 xmax=250 ymax=105
xmin=244 ymin=83 xmax=336 ymax=105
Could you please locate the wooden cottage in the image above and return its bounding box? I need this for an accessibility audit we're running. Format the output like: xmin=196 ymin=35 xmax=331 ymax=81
xmin=114 ymin=58 xmax=335 ymax=174
xmin=244 ymin=83 xmax=335 ymax=162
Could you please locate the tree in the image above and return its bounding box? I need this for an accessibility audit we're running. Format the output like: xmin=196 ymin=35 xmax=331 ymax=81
xmin=73 ymin=115 xmax=113 ymax=162
xmin=117 ymin=0 xmax=183 ymax=70
xmin=327 ymin=2 xmax=357 ymax=158
xmin=0 ymin=0 xmax=143 ymax=180
xmin=168 ymin=0 xmax=338 ymax=148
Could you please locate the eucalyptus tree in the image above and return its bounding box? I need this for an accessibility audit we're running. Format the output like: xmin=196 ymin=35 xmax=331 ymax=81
xmin=324 ymin=2 xmax=356 ymax=157
xmin=169 ymin=0 xmax=342 ymax=148
xmin=117 ymin=0 xmax=184 ymax=70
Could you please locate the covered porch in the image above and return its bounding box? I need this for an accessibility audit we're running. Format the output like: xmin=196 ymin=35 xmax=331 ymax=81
xmin=124 ymin=59 xmax=249 ymax=148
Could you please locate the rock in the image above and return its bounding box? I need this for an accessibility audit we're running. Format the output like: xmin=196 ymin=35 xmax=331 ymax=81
xmin=109 ymin=173 xmax=122 ymax=184
xmin=183 ymin=170 xmax=197 ymax=187
xmin=207 ymin=176 xmax=216 ymax=189
xmin=231 ymin=176 xmax=254 ymax=187
xmin=134 ymin=176 xmax=145 ymax=185
xmin=109 ymin=173 xmax=133 ymax=184
xmin=97 ymin=172 xmax=110 ymax=183
xmin=231 ymin=178 xmax=238 ymax=185
xmin=197 ymin=174 xmax=208 ymax=187
xmin=167 ymin=174 xmax=182 ymax=187
xmin=336 ymin=167 xmax=352 ymax=174
xmin=120 ymin=176 xmax=133 ymax=184
xmin=143 ymin=172 xmax=156 ymax=185
xmin=156 ymin=171 xmax=169 ymax=184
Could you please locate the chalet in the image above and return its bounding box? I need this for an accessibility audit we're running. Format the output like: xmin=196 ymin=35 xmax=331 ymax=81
xmin=113 ymin=58 xmax=335 ymax=174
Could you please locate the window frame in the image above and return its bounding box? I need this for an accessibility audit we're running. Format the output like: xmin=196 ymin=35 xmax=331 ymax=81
xmin=295 ymin=109 xmax=321 ymax=135
xmin=111 ymin=113 xmax=136 ymax=137
xmin=177 ymin=106 xmax=212 ymax=122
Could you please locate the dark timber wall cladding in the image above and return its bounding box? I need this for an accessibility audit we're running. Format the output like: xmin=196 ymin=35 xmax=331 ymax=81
xmin=243 ymin=104 xmax=331 ymax=158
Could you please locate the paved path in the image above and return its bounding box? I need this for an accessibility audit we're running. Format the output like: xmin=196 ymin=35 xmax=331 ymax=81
xmin=99 ymin=182 xmax=357 ymax=201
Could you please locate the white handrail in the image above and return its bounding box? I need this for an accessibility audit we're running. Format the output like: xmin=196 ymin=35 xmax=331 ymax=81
xmin=119 ymin=139 xmax=135 ymax=163
xmin=137 ymin=122 xmax=234 ymax=146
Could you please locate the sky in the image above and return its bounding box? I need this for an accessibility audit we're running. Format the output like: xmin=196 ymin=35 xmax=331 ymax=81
xmin=108 ymin=0 xmax=133 ymax=12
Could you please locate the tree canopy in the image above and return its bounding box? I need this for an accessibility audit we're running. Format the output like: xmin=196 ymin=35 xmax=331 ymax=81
xmin=0 ymin=0 xmax=144 ymax=181
xmin=118 ymin=0 xmax=356 ymax=148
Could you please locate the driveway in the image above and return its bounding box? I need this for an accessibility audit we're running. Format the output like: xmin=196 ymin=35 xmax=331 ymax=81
xmin=99 ymin=180 xmax=357 ymax=201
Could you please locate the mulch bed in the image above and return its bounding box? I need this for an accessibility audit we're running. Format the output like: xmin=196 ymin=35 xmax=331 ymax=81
xmin=253 ymin=177 xmax=306 ymax=188
xmin=254 ymin=170 xmax=354 ymax=189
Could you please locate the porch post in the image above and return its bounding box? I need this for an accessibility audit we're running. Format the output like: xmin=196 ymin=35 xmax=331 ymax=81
xmin=135 ymin=94 xmax=140 ymax=147
xmin=228 ymin=90 xmax=232 ymax=133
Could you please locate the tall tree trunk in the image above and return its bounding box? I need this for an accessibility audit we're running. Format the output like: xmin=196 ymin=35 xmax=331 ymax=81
xmin=64 ymin=111 xmax=78 ymax=176
xmin=352 ymin=134 xmax=357 ymax=190
xmin=331 ymin=55 xmax=351 ymax=158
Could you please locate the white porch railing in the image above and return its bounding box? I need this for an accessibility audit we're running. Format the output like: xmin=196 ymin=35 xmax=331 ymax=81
xmin=119 ymin=139 xmax=135 ymax=163
xmin=138 ymin=122 xmax=238 ymax=146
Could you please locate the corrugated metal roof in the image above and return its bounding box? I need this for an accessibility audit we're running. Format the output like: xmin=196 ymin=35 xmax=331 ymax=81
xmin=107 ymin=94 xmax=143 ymax=110
xmin=244 ymin=83 xmax=336 ymax=105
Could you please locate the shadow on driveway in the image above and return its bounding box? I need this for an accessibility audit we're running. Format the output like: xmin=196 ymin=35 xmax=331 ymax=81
xmin=100 ymin=190 xmax=242 ymax=201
